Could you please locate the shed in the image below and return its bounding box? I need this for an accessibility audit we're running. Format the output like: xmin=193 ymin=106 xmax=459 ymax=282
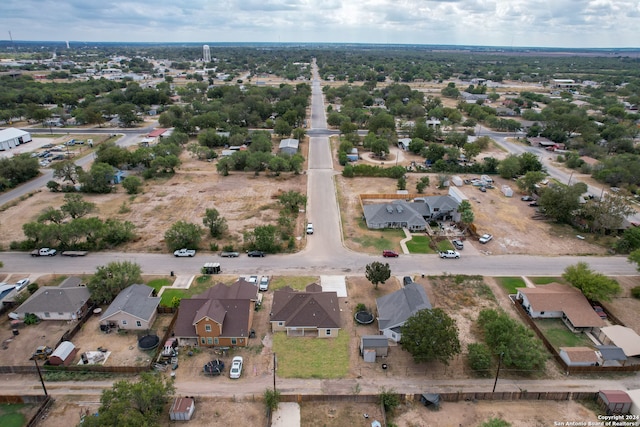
xmin=169 ymin=397 xmax=195 ymax=421
xmin=278 ymin=138 xmax=299 ymax=155
xmin=501 ymin=185 xmax=513 ymax=197
xmin=559 ymin=347 xmax=598 ymax=367
xmin=598 ymin=390 xmax=632 ymax=415
xmin=450 ymin=176 xmax=463 ymax=187
xmin=0 ymin=128 xmax=32 ymax=151
xmin=360 ymin=335 xmax=389 ymax=361
xmin=49 ymin=341 xmax=77 ymax=366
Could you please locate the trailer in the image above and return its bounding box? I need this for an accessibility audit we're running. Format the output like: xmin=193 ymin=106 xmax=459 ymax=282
xmin=61 ymin=251 xmax=89 ymax=257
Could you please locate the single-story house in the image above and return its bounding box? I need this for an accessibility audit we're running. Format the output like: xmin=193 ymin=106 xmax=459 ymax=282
xmin=461 ymin=92 xmax=489 ymax=103
xmin=0 ymin=127 xmax=31 ymax=151
xmin=360 ymin=335 xmax=389 ymax=362
xmin=596 ymin=326 xmax=640 ymax=357
xmin=363 ymin=195 xmax=461 ymax=231
xmin=170 ymin=397 xmax=195 ymax=421
xmin=100 ymin=284 xmax=160 ymax=330
xmin=595 ymin=345 xmax=628 ymax=367
xmin=558 ymin=347 xmax=598 ymax=367
xmin=376 ymin=282 xmax=431 ymax=342
xmin=49 ymin=341 xmax=77 ymax=366
xmin=173 ymin=279 xmax=258 ymax=348
xmin=12 ymin=277 xmax=90 ymax=321
xmin=270 ymin=283 xmax=340 ymax=337
xmin=598 ymin=390 xmax=632 ymax=415
xmin=516 ymin=283 xmax=605 ymax=331
xmin=278 ymin=138 xmax=299 ymax=155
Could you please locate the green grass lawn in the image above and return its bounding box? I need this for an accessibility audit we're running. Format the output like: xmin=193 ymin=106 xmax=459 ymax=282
xmin=0 ymin=404 xmax=27 ymax=427
xmin=435 ymin=239 xmax=453 ymax=252
xmin=534 ymin=318 xmax=594 ymax=349
xmin=496 ymin=277 xmax=526 ymax=294
xmin=352 ymin=222 xmax=406 ymax=252
xmin=529 ymin=277 xmax=563 ymax=285
xmin=147 ymin=278 xmax=172 ymax=293
xmin=406 ymin=235 xmax=436 ymax=254
xmin=271 ymin=276 xmax=319 ymax=291
xmin=273 ymin=332 xmax=349 ymax=379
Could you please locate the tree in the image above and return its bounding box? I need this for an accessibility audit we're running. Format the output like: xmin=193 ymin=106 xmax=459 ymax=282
xmin=562 ymin=262 xmax=621 ymax=302
xmin=80 ymin=372 xmax=174 ymax=427
xmin=244 ymin=225 xmax=280 ymax=253
xmin=581 ymin=193 xmax=633 ymax=234
xmin=202 ymin=208 xmax=227 ymax=238
xmin=467 ymin=343 xmax=492 ymax=374
xmin=365 ymin=261 xmax=391 ymax=289
xmin=164 ymin=220 xmax=202 ymax=251
xmin=60 ymin=193 xmax=96 ymax=219
xmin=122 ymin=176 xmax=142 ymax=194
xmin=400 ymin=308 xmax=461 ymax=364
xmin=397 ymin=176 xmax=406 ymax=190
xmin=515 ymin=171 xmax=546 ymax=194
xmin=79 ymin=162 xmax=115 ymax=194
xmin=416 ymin=176 xmax=430 ymax=193
xmin=539 ymin=182 xmax=587 ymax=224
xmin=52 ymin=160 xmax=81 ymax=184
xmin=274 ymin=118 xmax=292 ymax=137
xmin=263 ymin=388 xmax=281 ymax=412
xmin=278 ymin=191 xmax=307 ymax=214
xmin=615 ymin=227 xmax=640 ymax=253
xmin=497 ymin=155 xmax=521 ymax=179
xmin=87 ymin=261 xmax=142 ymax=303
xmin=629 ymin=250 xmax=640 ymax=272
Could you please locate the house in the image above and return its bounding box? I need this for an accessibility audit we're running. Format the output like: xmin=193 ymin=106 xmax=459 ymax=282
xmin=13 ymin=277 xmax=90 ymax=321
xmin=360 ymin=335 xmax=389 ymax=362
xmin=558 ymin=347 xmax=598 ymax=367
xmin=598 ymin=390 xmax=632 ymax=415
xmin=460 ymin=92 xmax=489 ymax=103
xmin=278 ymin=138 xmax=299 ymax=155
xmin=270 ymin=283 xmax=340 ymax=337
xmin=0 ymin=127 xmax=31 ymax=151
xmin=596 ymin=326 xmax=640 ymax=357
xmin=376 ymin=282 xmax=431 ymax=342
xmin=516 ymin=283 xmax=605 ymax=331
xmin=170 ymin=397 xmax=195 ymax=421
xmin=99 ymin=284 xmax=160 ymax=330
xmin=49 ymin=341 xmax=77 ymax=366
xmin=173 ymin=279 xmax=258 ymax=347
xmin=362 ymin=195 xmax=461 ymax=231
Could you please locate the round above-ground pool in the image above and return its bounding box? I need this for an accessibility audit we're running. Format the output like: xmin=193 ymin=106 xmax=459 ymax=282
xmin=354 ymin=311 xmax=375 ymax=324
xmin=138 ymin=334 xmax=160 ymax=351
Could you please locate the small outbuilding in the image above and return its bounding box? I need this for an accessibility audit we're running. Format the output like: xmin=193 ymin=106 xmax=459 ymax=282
xmin=169 ymin=397 xmax=195 ymax=421
xmin=278 ymin=138 xmax=299 ymax=155
xmin=49 ymin=341 xmax=77 ymax=366
xmin=360 ymin=335 xmax=389 ymax=362
xmin=501 ymin=185 xmax=513 ymax=197
xmin=559 ymin=347 xmax=598 ymax=367
xmin=598 ymin=390 xmax=632 ymax=415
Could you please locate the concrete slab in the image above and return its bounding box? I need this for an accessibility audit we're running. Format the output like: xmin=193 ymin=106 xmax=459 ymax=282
xmin=271 ymin=402 xmax=301 ymax=427
xmin=320 ymin=275 xmax=347 ymax=297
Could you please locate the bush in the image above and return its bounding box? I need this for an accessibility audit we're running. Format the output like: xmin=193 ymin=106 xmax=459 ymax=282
xmin=467 ymin=343 xmax=492 ymax=374
xmin=631 ymin=286 xmax=640 ymax=299
xmin=379 ymin=387 xmax=400 ymax=413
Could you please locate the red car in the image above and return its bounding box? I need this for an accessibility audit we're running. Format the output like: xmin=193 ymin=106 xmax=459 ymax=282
xmin=593 ymin=306 xmax=607 ymax=319
xmin=382 ymin=250 xmax=399 ymax=257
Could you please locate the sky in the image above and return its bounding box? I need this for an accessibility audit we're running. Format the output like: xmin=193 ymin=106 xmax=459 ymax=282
xmin=1 ymin=0 xmax=639 ymax=48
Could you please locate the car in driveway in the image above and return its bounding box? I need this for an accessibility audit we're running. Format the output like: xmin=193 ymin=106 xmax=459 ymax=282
xmin=452 ymin=239 xmax=464 ymax=250
xmin=219 ymin=251 xmax=240 ymax=257
xmin=593 ymin=306 xmax=607 ymax=319
xmin=259 ymin=276 xmax=270 ymax=291
xmin=382 ymin=250 xmax=399 ymax=257
xmin=479 ymin=234 xmax=493 ymax=244
xmin=247 ymin=250 xmax=265 ymax=257
xmin=247 ymin=275 xmax=258 ymax=284
xmin=15 ymin=278 xmax=30 ymax=291
xmin=229 ymin=356 xmax=243 ymax=379
xmin=403 ymin=276 xmax=413 ymax=286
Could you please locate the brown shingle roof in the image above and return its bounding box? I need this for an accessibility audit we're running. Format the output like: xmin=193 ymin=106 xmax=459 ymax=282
xmin=517 ymin=283 xmax=604 ymax=328
xmin=271 ymin=286 xmax=340 ymax=329
xmin=560 ymin=347 xmax=598 ymax=363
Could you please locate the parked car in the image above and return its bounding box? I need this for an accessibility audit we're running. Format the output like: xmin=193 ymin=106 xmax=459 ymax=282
xmin=403 ymin=276 xmax=413 ymax=286
xmin=259 ymin=276 xmax=270 ymax=291
xmin=15 ymin=278 xmax=30 ymax=291
xmin=593 ymin=306 xmax=607 ymax=319
xmin=521 ymin=196 xmax=534 ymax=201
xmin=452 ymin=239 xmax=464 ymax=250
xmin=219 ymin=251 xmax=240 ymax=257
xmin=479 ymin=234 xmax=493 ymax=244
xmin=439 ymin=250 xmax=461 ymax=259
xmin=174 ymin=248 xmax=196 ymax=257
xmin=229 ymin=356 xmax=243 ymax=379
xmin=247 ymin=250 xmax=265 ymax=257
xmin=382 ymin=250 xmax=399 ymax=258
xmin=247 ymin=275 xmax=258 ymax=284
xmin=306 ymin=223 xmax=314 ymax=234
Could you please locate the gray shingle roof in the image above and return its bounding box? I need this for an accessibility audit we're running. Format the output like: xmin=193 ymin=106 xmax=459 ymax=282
xmin=376 ymin=283 xmax=431 ymax=332
xmin=100 ymin=284 xmax=160 ymax=322
xmin=16 ymin=286 xmax=90 ymax=315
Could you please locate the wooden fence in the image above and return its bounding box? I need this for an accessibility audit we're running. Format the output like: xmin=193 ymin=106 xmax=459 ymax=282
xmin=26 ymin=395 xmax=54 ymax=427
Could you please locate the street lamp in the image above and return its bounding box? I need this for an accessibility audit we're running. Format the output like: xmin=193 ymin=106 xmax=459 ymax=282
xmin=492 ymin=352 xmax=504 ymax=393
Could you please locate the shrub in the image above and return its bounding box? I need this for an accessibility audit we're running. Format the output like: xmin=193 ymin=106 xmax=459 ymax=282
xmin=631 ymin=286 xmax=640 ymax=299
xmin=467 ymin=343 xmax=492 ymax=374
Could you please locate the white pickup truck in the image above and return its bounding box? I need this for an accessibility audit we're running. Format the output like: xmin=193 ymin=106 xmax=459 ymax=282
xmin=439 ymin=250 xmax=460 ymax=259
xmin=31 ymin=248 xmax=57 ymax=257
xmin=173 ymin=248 xmax=196 ymax=257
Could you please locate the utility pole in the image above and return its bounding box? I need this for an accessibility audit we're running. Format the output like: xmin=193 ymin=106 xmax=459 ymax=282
xmin=492 ymin=352 xmax=504 ymax=393
xmin=33 ymin=358 xmax=48 ymax=396
xmin=273 ymin=353 xmax=277 ymax=392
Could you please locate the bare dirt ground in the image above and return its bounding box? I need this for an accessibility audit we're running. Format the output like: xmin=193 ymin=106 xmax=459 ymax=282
xmin=301 ymin=401 xmax=385 ymax=427
xmin=605 ymin=276 xmax=640 ymax=332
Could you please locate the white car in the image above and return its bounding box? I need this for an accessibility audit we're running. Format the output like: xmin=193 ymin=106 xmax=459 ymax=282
xmin=479 ymin=234 xmax=493 ymax=244
xmin=15 ymin=278 xmax=30 ymax=291
xmin=173 ymin=248 xmax=196 ymax=257
xmin=229 ymin=356 xmax=243 ymax=379
xmin=259 ymin=276 xmax=270 ymax=291
xmin=306 ymin=223 xmax=314 ymax=234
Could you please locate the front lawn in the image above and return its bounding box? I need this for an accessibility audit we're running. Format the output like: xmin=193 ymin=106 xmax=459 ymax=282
xmin=534 ymin=318 xmax=594 ymax=349
xmin=496 ymin=277 xmax=525 ymax=294
xmin=406 ymin=235 xmax=435 ymax=254
xmin=529 ymin=277 xmax=563 ymax=285
xmin=271 ymin=276 xmax=319 ymax=291
xmin=273 ymin=332 xmax=349 ymax=379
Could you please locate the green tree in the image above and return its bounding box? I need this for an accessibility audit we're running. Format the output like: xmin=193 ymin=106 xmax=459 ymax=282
xmin=202 ymin=208 xmax=227 ymax=238
xmin=80 ymin=372 xmax=174 ymax=427
xmin=216 ymin=157 xmax=232 ymax=176
xmin=60 ymin=193 xmax=96 ymax=219
xmin=87 ymin=261 xmax=143 ymax=303
xmin=581 ymin=193 xmax=633 ymax=234
xmin=400 ymin=308 xmax=461 ymax=364
xmin=244 ymin=225 xmax=280 ymax=253
xmin=467 ymin=342 xmax=492 ymax=374
xmin=515 ymin=171 xmax=547 ymax=194
xmin=378 ymin=387 xmax=400 ymax=413
xmin=629 ymin=249 xmax=640 ymax=271
xmin=497 ymin=155 xmax=521 ymax=179
xmin=264 ymin=388 xmax=281 ymax=412
xmin=52 ymin=160 xmax=81 ymax=184
xmin=365 ymin=261 xmax=391 ymax=290
xmin=615 ymin=227 xmax=640 ymax=253
xmin=278 ymin=191 xmax=307 ymax=214
xmin=539 ymin=182 xmax=587 ymax=224
xmin=397 ymin=176 xmax=407 ymax=190
xmin=122 ymin=176 xmax=142 ymax=194
xmin=562 ymin=262 xmax=621 ymax=302
xmin=79 ymin=162 xmax=115 ymax=194
xmin=416 ymin=176 xmax=430 ymax=193
xmin=274 ymin=118 xmax=292 ymax=137
xmin=164 ymin=221 xmax=202 ymax=251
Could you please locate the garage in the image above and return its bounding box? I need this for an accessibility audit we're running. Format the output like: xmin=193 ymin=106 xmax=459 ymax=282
xmin=0 ymin=128 xmax=32 ymax=151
